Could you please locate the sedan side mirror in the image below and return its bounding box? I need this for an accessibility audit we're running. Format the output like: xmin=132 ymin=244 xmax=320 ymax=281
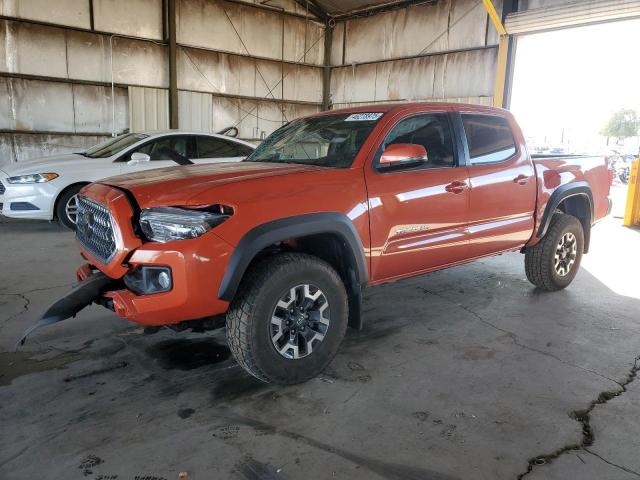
xmin=127 ymin=152 xmax=151 ymax=166
xmin=379 ymin=144 xmax=428 ymax=169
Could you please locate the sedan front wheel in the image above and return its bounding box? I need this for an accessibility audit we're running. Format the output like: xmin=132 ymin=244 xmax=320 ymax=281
xmin=56 ymin=185 xmax=84 ymax=230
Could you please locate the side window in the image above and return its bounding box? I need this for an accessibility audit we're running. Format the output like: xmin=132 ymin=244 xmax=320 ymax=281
xmin=462 ymin=114 xmax=516 ymax=164
xmin=135 ymin=136 xmax=189 ymax=161
xmin=196 ymin=136 xmax=253 ymax=158
xmin=380 ymin=114 xmax=455 ymax=168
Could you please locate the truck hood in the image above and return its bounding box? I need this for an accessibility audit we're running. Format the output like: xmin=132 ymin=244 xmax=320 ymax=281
xmin=100 ymin=161 xmax=327 ymax=207
xmin=0 ymin=153 xmax=98 ymax=176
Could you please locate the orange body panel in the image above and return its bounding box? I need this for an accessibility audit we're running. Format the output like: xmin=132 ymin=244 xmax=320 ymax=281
xmin=462 ymin=107 xmax=537 ymax=257
xmin=103 ymin=236 xmax=234 ymax=325
xmin=74 ymin=102 xmax=610 ymax=327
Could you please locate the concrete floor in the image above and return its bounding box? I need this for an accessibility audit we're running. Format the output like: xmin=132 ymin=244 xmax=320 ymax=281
xmin=1 ymin=189 xmax=639 ymax=480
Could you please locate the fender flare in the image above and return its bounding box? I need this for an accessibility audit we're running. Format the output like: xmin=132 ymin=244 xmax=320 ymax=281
xmin=537 ymin=181 xmax=593 ymax=238
xmin=218 ymin=212 xmax=368 ymax=302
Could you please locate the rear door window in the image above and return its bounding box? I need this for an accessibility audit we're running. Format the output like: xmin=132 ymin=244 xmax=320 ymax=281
xmin=380 ymin=113 xmax=455 ymax=168
xmin=196 ymin=136 xmax=253 ymax=158
xmin=462 ymin=114 xmax=516 ymax=164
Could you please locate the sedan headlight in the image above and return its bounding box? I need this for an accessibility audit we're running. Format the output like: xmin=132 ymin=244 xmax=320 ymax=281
xmin=139 ymin=206 xmax=229 ymax=243
xmin=7 ymin=173 xmax=59 ymax=184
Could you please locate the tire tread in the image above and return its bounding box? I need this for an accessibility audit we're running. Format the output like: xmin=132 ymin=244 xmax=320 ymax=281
xmin=525 ymin=213 xmax=583 ymax=291
xmin=226 ymin=252 xmax=346 ymax=384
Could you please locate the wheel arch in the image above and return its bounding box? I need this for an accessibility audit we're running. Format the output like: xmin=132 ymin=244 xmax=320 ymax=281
xmin=53 ymin=181 xmax=90 ymax=219
xmin=218 ymin=213 xmax=368 ymax=329
xmin=538 ymin=182 xmax=593 ymax=253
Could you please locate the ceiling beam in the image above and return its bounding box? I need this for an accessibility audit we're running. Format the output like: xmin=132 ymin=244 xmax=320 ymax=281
xmin=330 ymin=0 xmax=437 ymax=21
xmin=293 ymin=0 xmax=328 ymax=21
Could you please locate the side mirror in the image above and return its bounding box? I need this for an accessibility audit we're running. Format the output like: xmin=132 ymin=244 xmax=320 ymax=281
xmin=127 ymin=152 xmax=151 ymax=166
xmin=379 ymin=144 xmax=428 ymax=169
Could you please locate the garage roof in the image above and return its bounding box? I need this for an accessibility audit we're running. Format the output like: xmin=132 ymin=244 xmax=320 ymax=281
xmin=300 ymin=0 xmax=437 ymax=20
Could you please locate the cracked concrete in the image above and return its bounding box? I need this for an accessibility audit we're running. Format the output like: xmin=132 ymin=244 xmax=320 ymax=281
xmin=1 ymin=206 xmax=639 ymax=479
xmin=520 ymin=357 xmax=640 ymax=478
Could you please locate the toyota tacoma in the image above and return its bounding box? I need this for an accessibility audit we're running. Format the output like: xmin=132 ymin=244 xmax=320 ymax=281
xmin=22 ymin=103 xmax=612 ymax=384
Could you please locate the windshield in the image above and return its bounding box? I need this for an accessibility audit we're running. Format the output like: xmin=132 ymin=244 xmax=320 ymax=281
xmin=83 ymin=133 xmax=149 ymax=158
xmin=245 ymin=113 xmax=383 ymax=168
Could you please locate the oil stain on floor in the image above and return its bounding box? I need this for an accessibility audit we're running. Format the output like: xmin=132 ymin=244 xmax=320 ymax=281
xmin=0 ymin=350 xmax=82 ymax=386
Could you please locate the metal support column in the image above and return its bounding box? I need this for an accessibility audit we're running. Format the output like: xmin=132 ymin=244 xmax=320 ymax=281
xmin=624 ymin=159 xmax=640 ymax=227
xmin=322 ymin=21 xmax=333 ymax=111
xmin=168 ymin=0 xmax=179 ymax=128
xmin=482 ymin=0 xmax=516 ymax=108
xmin=493 ymin=35 xmax=509 ymax=107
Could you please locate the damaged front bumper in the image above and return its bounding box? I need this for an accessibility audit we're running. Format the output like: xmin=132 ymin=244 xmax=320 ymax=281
xmin=18 ymin=230 xmax=234 ymax=343
xmin=17 ymin=270 xmax=117 ymax=346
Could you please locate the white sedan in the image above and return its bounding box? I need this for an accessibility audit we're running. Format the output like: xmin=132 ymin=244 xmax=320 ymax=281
xmin=0 ymin=131 xmax=255 ymax=229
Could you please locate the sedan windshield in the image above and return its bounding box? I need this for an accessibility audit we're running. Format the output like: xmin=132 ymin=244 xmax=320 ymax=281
xmin=245 ymin=113 xmax=383 ymax=168
xmin=83 ymin=133 xmax=149 ymax=158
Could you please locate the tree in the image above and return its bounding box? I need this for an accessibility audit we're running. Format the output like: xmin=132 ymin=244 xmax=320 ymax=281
xmin=601 ymin=109 xmax=640 ymax=144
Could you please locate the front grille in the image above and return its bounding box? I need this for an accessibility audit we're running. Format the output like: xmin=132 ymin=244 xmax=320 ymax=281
xmin=0 ymin=180 xmax=5 ymax=195
xmin=76 ymin=195 xmax=117 ymax=264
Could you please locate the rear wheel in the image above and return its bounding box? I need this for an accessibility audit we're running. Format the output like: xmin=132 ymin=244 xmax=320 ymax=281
xmin=226 ymin=253 xmax=348 ymax=384
xmin=56 ymin=185 xmax=84 ymax=230
xmin=525 ymin=213 xmax=584 ymax=291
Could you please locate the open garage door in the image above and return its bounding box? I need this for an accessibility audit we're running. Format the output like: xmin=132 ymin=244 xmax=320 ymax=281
xmin=505 ymin=0 xmax=640 ymax=34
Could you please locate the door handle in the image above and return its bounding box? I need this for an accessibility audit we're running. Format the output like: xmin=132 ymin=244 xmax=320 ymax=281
xmin=445 ymin=181 xmax=468 ymax=194
xmin=513 ymin=174 xmax=529 ymax=185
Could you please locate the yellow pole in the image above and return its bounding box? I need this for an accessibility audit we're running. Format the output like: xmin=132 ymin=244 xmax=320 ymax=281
xmin=482 ymin=0 xmax=507 ymax=35
xmin=482 ymin=0 xmax=509 ymax=108
xmin=623 ymin=159 xmax=640 ymax=227
xmin=493 ymin=36 xmax=509 ymax=108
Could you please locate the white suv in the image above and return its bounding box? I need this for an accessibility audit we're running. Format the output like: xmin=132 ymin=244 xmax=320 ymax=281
xmin=0 ymin=131 xmax=255 ymax=229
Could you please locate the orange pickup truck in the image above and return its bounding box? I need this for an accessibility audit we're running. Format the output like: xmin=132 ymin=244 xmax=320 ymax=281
xmin=23 ymin=103 xmax=611 ymax=384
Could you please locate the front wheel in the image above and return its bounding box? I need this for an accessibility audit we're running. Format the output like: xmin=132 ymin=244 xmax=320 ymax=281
xmin=525 ymin=213 xmax=584 ymax=291
xmin=226 ymin=253 xmax=348 ymax=384
xmin=55 ymin=185 xmax=83 ymax=230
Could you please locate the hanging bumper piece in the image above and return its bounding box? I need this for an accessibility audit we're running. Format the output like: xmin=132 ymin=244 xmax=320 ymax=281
xmin=17 ymin=272 xmax=115 ymax=347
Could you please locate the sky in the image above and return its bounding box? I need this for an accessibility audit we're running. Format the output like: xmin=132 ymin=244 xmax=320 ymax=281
xmin=509 ymin=18 xmax=640 ymax=154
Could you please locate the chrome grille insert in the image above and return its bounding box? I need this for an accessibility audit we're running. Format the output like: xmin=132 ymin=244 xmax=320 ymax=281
xmin=0 ymin=180 xmax=5 ymax=195
xmin=76 ymin=195 xmax=117 ymax=264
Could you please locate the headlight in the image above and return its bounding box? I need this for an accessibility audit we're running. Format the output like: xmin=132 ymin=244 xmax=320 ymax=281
xmin=7 ymin=173 xmax=59 ymax=184
xmin=139 ymin=206 xmax=229 ymax=243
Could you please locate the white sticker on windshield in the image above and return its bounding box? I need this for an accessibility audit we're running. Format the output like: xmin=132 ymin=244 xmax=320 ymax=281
xmin=345 ymin=113 xmax=384 ymax=122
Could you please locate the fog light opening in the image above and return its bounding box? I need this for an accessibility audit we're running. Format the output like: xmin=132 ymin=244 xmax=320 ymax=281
xmin=124 ymin=266 xmax=172 ymax=295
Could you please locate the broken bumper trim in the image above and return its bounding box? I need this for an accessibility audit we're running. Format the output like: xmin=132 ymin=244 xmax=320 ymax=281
xmin=17 ymin=272 xmax=116 ymax=347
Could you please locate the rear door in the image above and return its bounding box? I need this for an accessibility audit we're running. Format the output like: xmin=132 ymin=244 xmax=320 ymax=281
xmin=365 ymin=110 xmax=470 ymax=282
xmin=460 ymin=113 xmax=536 ymax=257
xmin=194 ymin=136 xmax=254 ymax=164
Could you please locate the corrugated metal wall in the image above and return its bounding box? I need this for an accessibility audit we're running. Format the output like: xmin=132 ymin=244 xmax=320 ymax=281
xmin=174 ymin=0 xmax=324 ymax=140
xmin=0 ymin=0 xmax=503 ymax=163
xmin=129 ymin=86 xmax=170 ymax=131
xmin=329 ymin=0 xmax=502 ymax=108
xmin=0 ymin=0 xmax=323 ymax=162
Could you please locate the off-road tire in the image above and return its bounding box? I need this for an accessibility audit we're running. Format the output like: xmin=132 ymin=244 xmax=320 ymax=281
xmin=226 ymin=252 xmax=348 ymax=384
xmin=525 ymin=213 xmax=584 ymax=291
xmin=56 ymin=185 xmax=83 ymax=230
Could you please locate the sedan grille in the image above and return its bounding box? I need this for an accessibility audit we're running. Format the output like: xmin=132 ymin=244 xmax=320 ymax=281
xmin=0 ymin=180 xmax=5 ymax=195
xmin=76 ymin=195 xmax=117 ymax=264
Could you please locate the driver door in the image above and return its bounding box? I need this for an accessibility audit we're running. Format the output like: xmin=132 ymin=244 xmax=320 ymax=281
xmin=123 ymin=135 xmax=193 ymax=171
xmin=365 ymin=111 xmax=470 ymax=282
